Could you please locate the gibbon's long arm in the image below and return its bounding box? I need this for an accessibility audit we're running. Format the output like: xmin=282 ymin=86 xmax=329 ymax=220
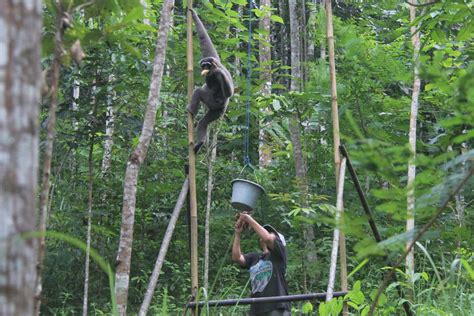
xmin=191 ymin=9 xmax=220 ymax=61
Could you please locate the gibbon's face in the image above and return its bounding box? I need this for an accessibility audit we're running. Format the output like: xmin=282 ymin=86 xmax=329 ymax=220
xmin=200 ymin=60 xmax=214 ymax=76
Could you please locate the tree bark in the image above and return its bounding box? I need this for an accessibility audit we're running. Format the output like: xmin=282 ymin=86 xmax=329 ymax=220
xmin=204 ymin=131 xmax=218 ymax=291
xmin=258 ymin=0 xmax=273 ymax=168
xmin=139 ymin=178 xmax=189 ymax=316
xmin=102 ymin=74 xmax=115 ymax=175
xmin=114 ymin=1 xmax=175 ymax=314
xmin=289 ymin=0 xmax=302 ymax=91
xmin=0 ymin=1 xmax=41 ymax=314
xmin=406 ymin=0 xmax=421 ymax=277
xmin=326 ymin=158 xmax=346 ymax=301
xmin=35 ymin=4 xmax=65 ymax=314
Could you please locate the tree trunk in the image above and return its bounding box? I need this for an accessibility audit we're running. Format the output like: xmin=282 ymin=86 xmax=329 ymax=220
xmin=406 ymin=0 xmax=421 ymax=277
xmin=278 ymin=0 xmax=289 ymax=89
xmin=114 ymin=1 xmax=175 ymax=314
xmin=102 ymin=74 xmax=115 ymax=175
xmin=289 ymin=0 xmax=317 ymax=291
xmin=204 ymin=131 xmax=218 ymax=291
xmin=301 ymin=0 xmax=308 ymax=84
xmin=35 ymin=4 xmax=66 ymax=314
xmin=139 ymin=178 xmax=189 ymax=316
xmin=289 ymin=0 xmax=302 ymax=91
xmin=326 ymin=158 xmax=346 ymax=301
xmin=325 ymin=0 xmax=347 ymax=313
xmin=258 ymin=0 xmax=272 ymax=168
xmin=0 ymin=1 xmax=41 ymax=314
xmin=83 ymin=81 xmax=98 ymax=316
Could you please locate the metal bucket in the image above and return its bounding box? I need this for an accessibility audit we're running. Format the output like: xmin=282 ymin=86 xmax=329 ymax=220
xmin=231 ymin=179 xmax=265 ymax=211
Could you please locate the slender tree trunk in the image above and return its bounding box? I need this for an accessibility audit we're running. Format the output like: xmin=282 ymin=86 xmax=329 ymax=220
xmin=102 ymin=74 xmax=115 ymax=174
xmin=139 ymin=178 xmax=189 ymax=316
xmin=0 ymin=1 xmax=41 ymax=314
xmin=83 ymin=80 xmax=98 ymax=316
xmin=289 ymin=0 xmax=302 ymax=91
xmin=307 ymin=0 xmax=317 ymax=60
xmin=406 ymin=0 xmax=421 ymax=277
xmin=325 ymin=1 xmax=347 ymax=313
xmin=288 ymin=118 xmax=318 ymax=292
xmin=289 ymin=0 xmax=317 ymax=291
xmin=326 ymin=158 xmax=346 ymax=301
xmin=204 ymin=131 xmax=218 ymax=291
xmin=35 ymin=4 xmax=66 ymax=314
xmin=278 ymin=0 xmax=289 ymax=89
xmin=258 ymin=0 xmax=272 ymax=168
xmin=319 ymin=0 xmax=326 ymax=60
xmin=114 ymin=1 xmax=175 ymax=314
xmin=301 ymin=0 xmax=308 ymax=84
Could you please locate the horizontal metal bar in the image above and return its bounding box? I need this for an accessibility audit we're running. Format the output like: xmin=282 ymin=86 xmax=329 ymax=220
xmin=187 ymin=291 xmax=348 ymax=308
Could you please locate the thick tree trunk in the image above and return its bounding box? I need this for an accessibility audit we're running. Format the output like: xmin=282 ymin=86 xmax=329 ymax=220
xmin=114 ymin=1 xmax=175 ymax=314
xmin=0 ymin=1 xmax=41 ymax=314
xmin=139 ymin=178 xmax=189 ymax=316
xmin=204 ymin=131 xmax=218 ymax=291
xmin=35 ymin=4 xmax=65 ymax=314
xmin=258 ymin=0 xmax=272 ymax=168
xmin=406 ymin=0 xmax=421 ymax=277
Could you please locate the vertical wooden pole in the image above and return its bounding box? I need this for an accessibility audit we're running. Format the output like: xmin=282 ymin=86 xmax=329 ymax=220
xmin=325 ymin=0 xmax=347 ymax=314
xmin=186 ymin=0 xmax=199 ymax=313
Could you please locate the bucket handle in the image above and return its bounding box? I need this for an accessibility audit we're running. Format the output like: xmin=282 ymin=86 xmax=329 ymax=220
xmin=239 ymin=162 xmax=256 ymax=178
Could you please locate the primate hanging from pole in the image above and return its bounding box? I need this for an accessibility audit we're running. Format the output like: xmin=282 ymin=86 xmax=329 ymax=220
xmin=188 ymin=9 xmax=234 ymax=153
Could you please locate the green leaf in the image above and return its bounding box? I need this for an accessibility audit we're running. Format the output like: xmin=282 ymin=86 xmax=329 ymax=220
xmin=461 ymin=258 xmax=474 ymax=280
xmin=302 ymin=302 xmax=313 ymax=314
xmin=270 ymin=15 xmax=284 ymax=24
xmin=123 ymin=6 xmax=144 ymax=24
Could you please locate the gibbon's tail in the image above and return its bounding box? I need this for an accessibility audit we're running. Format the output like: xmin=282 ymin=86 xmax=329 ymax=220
xmin=191 ymin=10 xmax=220 ymax=61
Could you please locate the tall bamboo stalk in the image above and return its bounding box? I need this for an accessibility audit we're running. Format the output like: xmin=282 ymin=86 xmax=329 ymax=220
xmin=325 ymin=1 xmax=347 ymax=313
xmin=186 ymin=1 xmax=199 ymax=312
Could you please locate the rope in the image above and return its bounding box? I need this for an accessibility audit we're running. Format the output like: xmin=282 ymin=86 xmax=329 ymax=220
xmin=243 ymin=0 xmax=253 ymax=167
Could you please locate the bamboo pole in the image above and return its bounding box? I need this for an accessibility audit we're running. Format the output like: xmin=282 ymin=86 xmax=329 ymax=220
xmin=325 ymin=1 xmax=347 ymax=312
xmin=186 ymin=1 xmax=199 ymax=313
xmin=326 ymin=158 xmax=346 ymax=301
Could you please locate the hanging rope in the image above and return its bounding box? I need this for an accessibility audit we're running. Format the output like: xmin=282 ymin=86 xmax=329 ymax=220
xmin=243 ymin=0 xmax=253 ymax=167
